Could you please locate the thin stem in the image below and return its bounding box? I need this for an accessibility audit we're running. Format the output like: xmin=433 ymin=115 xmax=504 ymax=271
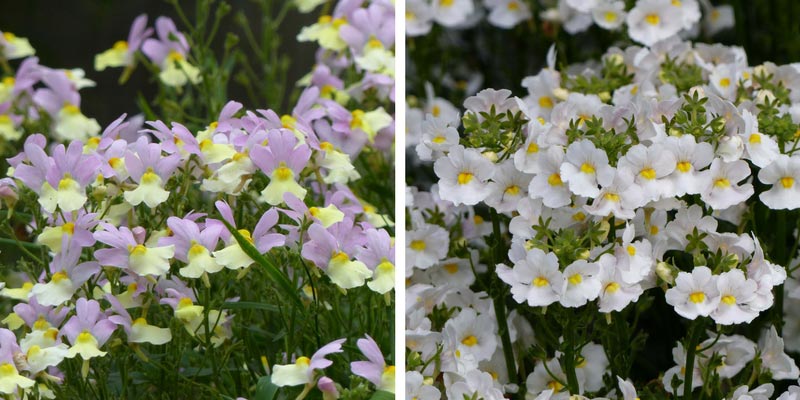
xmin=683 ymin=320 xmax=704 ymax=400
xmin=489 ymin=209 xmax=516 ymax=382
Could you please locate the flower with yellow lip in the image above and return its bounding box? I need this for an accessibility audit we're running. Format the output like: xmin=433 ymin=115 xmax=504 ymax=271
xmin=54 ymin=103 xmax=101 ymax=142
xmin=349 ymin=107 xmax=393 ymax=143
xmin=665 ymin=266 xmax=720 ymax=320
xmin=251 ymin=130 xmax=311 ymax=205
xmin=297 ymin=15 xmax=349 ymax=51
xmin=759 ymin=155 xmax=800 ymax=210
xmin=272 ymin=338 xmax=345 ymax=387
xmin=0 ymin=361 xmax=35 ymax=394
xmin=318 ymin=142 xmax=361 ymax=184
xmin=0 ymin=31 xmax=35 ymax=59
xmin=0 ymin=114 xmax=21 ymax=141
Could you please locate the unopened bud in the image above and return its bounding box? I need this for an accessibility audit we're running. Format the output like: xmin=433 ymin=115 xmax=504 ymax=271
xmin=656 ymin=261 xmax=675 ymax=285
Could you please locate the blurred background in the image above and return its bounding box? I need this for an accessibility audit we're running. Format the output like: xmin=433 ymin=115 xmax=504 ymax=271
xmin=0 ymin=0 xmax=318 ymax=126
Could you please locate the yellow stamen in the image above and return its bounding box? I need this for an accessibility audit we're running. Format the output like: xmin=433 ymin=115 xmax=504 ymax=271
xmin=689 ymin=292 xmax=706 ymax=303
xmin=568 ymin=274 xmax=582 ymax=285
xmin=677 ymin=161 xmax=692 ymax=173
xmin=533 ymin=277 xmax=549 ymax=287
xmin=645 ymin=14 xmax=660 ymax=25
xmin=580 ymin=163 xmax=595 ymax=174
xmin=781 ymin=177 xmax=795 ymax=188
xmin=721 ymin=295 xmax=736 ymax=305
xmin=457 ymin=172 xmax=474 ymax=185
xmin=461 ymin=335 xmax=478 ymax=346
xmin=410 ymin=240 xmax=426 ymax=251
xmin=640 ymin=168 xmax=656 ymax=180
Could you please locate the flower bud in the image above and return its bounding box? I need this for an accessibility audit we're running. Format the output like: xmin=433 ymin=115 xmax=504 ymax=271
xmin=717 ymin=135 xmax=744 ymax=162
xmin=655 ymin=261 xmax=675 ymax=285
xmin=553 ymin=87 xmax=570 ymax=101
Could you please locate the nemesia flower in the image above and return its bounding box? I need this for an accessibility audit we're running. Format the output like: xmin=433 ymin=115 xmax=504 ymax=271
xmin=94 ymin=223 xmax=175 ymax=277
xmin=301 ymin=219 xmax=371 ymax=289
xmin=142 ymin=17 xmax=201 ymax=86
xmin=434 ymin=145 xmax=495 ymax=206
xmin=0 ymin=31 xmax=34 ymax=59
xmin=272 ymin=338 xmax=345 ymax=386
xmin=496 ymin=248 xmax=563 ymax=307
xmin=758 ymin=155 xmax=800 ymax=210
xmin=107 ymin=296 xmax=171 ymax=345
xmin=351 ymin=335 xmax=394 ymax=392
xmin=251 ymin=129 xmax=311 ymax=205
xmin=61 ymin=299 xmax=116 ymax=360
xmin=211 ymin=201 xmax=285 ymax=270
xmin=406 ymin=223 xmax=449 ymax=270
xmin=95 ymin=14 xmax=152 ymax=71
xmin=159 ymin=216 xmax=224 ymax=278
xmin=626 ymin=0 xmax=684 ymax=47
xmin=560 ymin=139 xmax=615 ymax=198
xmin=665 ymin=266 xmax=720 ymax=319
xmin=29 ymin=247 xmax=99 ymax=306
xmin=123 ymin=137 xmax=181 ymax=208
xmin=699 ymin=159 xmax=754 ymax=210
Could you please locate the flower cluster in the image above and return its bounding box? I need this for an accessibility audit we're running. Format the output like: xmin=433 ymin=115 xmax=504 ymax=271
xmin=0 ymin=1 xmax=394 ymax=398
xmin=405 ymin=0 xmax=733 ymax=43
xmin=407 ymin=37 xmax=800 ymax=399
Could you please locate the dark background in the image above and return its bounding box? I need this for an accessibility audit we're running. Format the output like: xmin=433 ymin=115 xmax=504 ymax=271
xmin=0 ymin=0 xmax=318 ymax=126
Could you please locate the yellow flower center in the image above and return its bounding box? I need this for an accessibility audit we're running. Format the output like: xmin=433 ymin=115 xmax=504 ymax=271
xmin=461 ymin=335 xmax=478 ymax=346
xmin=238 ymin=229 xmax=254 ymax=243
xmin=51 ymin=271 xmax=68 ymax=283
xmin=548 ymin=173 xmax=563 ymax=186
xmin=296 ymin=356 xmax=311 ymax=366
xmin=527 ymin=142 xmax=539 ymax=153
xmin=677 ymin=161 xmax=692 ymax=173
xmin=132 ymin=317 xmax=148 ymax=326
xmin=719 ymin=78 xmax=731 ymax=88
xmin=281 ymin=114 xmax=296 ymax=129
xmin=319 ymin=141 xmax=335 ymax=152
xmin=627 ymin=245 xmax=636 ymax=256
xmin=410 ymin=240 xmax=426 ymax=251
xmin=640 ymin=168 xmax=656 ymax=180
xmin=505 ymin=185 xmax=520 ymax=196
xmin=457 ymin=172 xmax=474 ymax=185
xmin=443 ymin=263 xmax=459 ymax=274
xmin=188 ymin=242 xmax=206 ymax=257
xmin=440 ymin=0 xmax=454 ymax=7
xmin=76 ymin=330 xmax=95 ymax=344
xmin=273 ymin=166 xmax=293 ymax=181
xmin=141 ymin=168 xmax=159 ymax=184
xmin=432 ymin=135 xmax=446 ymax=144
xmin=2 ymin=32 xmax=16 ymax=41
xmin=538 ymin=96 xmax=553 ymax=108
xmin=33 ymin=316 xmax=50 ymax=330
xmin=62 ymin=222 xmax=76 ymax=235
xmin=350 ymin=109 xmax=365 ymax=130
xmin=167 ymin=50 xmax=184 ymax=62
xmin=568 ymin=273 xmax=582 ymax=285
xmin=533 ymin=277 xmax=549 ymax=287
xmin=781 ymin=177 xmax=795 ymax=188
xmin=113 ymin=40 xmax=129 ymax=51
xmin=547 ymin=380 xmax=564 ymax=392
xmin=689 ymin=292 xmax=706 ymax=304
xmin=604 ymin=193 xmax=620 ymax=202
xmin=749 ymin=133 xmax=761 ymax=144
xmin=0 ymin=363 xmax=15 ymax=377
xmin=507 ymin=1 xmax=519 ymax=10
xmin=721 ymin=294 xmax=736 ymax=305
xmin=1 ymin=76 xmax=14 ymax=86
xmin=318 ymin=15 xmax=332 ymax=24
xmin=605 ymin=282 xmax=620 ymax=294
xmin=650 ymin=225 xmax=659 ymax=235
xmin=431 ymin=105 xmax=441 ymax=117
xmin=129 ymin=244 xmax=147 ymax=256
xmin=714 ymin=178 xmax=730 ymax=188
xmin=331 ymin=251 xmax=349 ymax=263
xmin=178 ymin=297 xmax=194 ymax=309
xmin=604 ymin=11 xmax=618 ymax=22
xmin=332 ymin=17 xmax=347 ymax=28
xmin=573 ymin=212 xmax=586 ymax=222
xmin=645 ymin=14 xmax=660 ymax=25
xmin=580 ymin=163 xmax=595 ymax=174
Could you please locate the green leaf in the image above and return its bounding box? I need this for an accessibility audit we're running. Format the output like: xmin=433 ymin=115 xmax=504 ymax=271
xmin=220 ymin=219 xmax=304 ymax=311
xmin=254 ymin=376 xmax=279 ymax=400
xmin=369 ymin=390 xmax=395 ymax=400
xmin=221 ymin=301 xmax=279 ymax=312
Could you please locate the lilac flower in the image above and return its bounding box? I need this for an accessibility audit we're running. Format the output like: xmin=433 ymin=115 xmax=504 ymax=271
xmin=106 ymin=295 xmax=172 ymax=345
xmin=251 ymin=129 xmax=311 ymax=205
xmin=141 ymin=17 xmax=201 ymax=86
xmin=124 ymin=136 xmax=181 ymax=207
xmin=36 ymin=211 xmax=97 ymax=254
xmin=159 ymin=215 xmax=224 ymax=278
xmin=95 ymin=14 xmax=153 ymax=71
xmin=145 ymin=120 xmax=201 ymax=157
xmin=272 ymin=338 xmax=345 ymax=387
xmin=32 ymin=69 xmax=100 ymax=141
xmin=29 ymin=246 xmax=100 ymax=306
xmin=339 ymin=3 xmax=394 ymax=53
xmin=61 ymin=299 xmax=117 ymax=360
xmin=301 ymin=219 xmax=372 ymax=289
xmin=0 ymin=328 xmax=34 ymax=394
xmin=94 ymin=222 xmax=175 ymax=277
xmin=351 ymin=335 xmax=394 ymax=392
xmin=357 ymin=228 xmax=395 ymax=294
xmin=210 ymin=201 xmax=286 ymax=270
xmin=13 ymin=298 xmax=70 ymax=332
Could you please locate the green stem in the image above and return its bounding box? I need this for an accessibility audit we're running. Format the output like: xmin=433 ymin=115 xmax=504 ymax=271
xmin=489 ymin=209 xmax=517 ymax=383
xmin=563 ymin=317 xmax=580 ymax=394
xmin=683 ymin=320 xmax=704 ymax=400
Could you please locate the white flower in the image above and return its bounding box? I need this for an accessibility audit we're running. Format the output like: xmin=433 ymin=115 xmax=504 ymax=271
xmin=447 ymin=370 xmax=505 ymax=400
xmin=560 ymin=139 xmax=615 ymax=198
xmin=740 ymin=110 xmax=780 ymax=168
xmin=665 ymin=266 xmax=719 ymax=319
xmin=496 ymin=248 xmax=563 ymax=307
xmin=407 ymin=223 xmax=450 ymax=270
xmin=711 ymin=269 xmax=759 ymax=325
xmin=525 ymin=358 xmax=575 ymax=399
xmin=432 ymin=0 xmax=475 ymax=27
xmin=699 ymin=159 xmax=754 ymax=210
xmin=416 ymin=115 xmax=461 ymax=161
xmin=596 ymin=254 xmax=643 ymax=313
xmin=760 ymin=326 xmax=800 ymax=380
xmin=442 ymin=308 xmax=497 ymax=364
xmin=486 ymin=0 xmax=531 ymax=29
xmin=613 ymin=224 xmax=654 ymax=286
xmin=662 ymin=342 xmax=703 ymax=394
xmin=592 ymin=1 xmax=626 ymax=30
xmin=513 ymin=121 xmax=547 ymax=174
xmin=618 ymin=143 xmax=676 ymax=201
xmin=759 ymin=155 xmax=800 ymax=210
xmin=626 ymin=0 xmax=684 ymax=47
xmin=406 ymin=371 xmax=441 ymax=400
xmin=662 ymin=134 xmax=714 ymax=196
xmin=529 ymin=146 xmax=572 ymax=208
xmin=434 ymin=145 xmax=495 ymax=206
xmin=407 ymin=0 xmax=435 ymax=36
xmin=485 ymin=160 xmax=530 ymax=212
xmin=584 ymin=167 xmax=645 ymax=220
xmin=559 ymin=259 xmax=601 ymax=307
